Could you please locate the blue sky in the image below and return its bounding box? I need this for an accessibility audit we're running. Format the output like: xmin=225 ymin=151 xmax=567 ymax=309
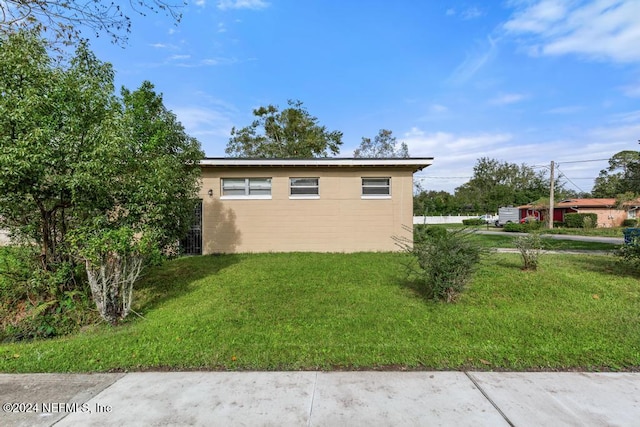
xmin=89 ymin=0 xmax=640 ymax=194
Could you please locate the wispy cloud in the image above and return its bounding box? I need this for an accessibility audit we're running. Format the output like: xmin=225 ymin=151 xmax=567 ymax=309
xmin=504 ymin=0 xmax=640 ymax=63
xmin=429 ymin=104 xmax=449 ymax=113
xmin=489 ymin=93 xmax=527 ymax=105
xmin=171 ymin=106 xmax=236 ymax=154
xmin=445 ymin=6 xmax=484 ymax=20
xmin=449 ymin=36 xmax=498 ymax=84
xmin=195 ymin=0 xmax=206 ymax=6
xmin=621 ymin=81 xmax=640 ymax=97
xmin=217 ymin=0 xmax=269 ymax=10
xmin=544 ymin=105 xmax=585 ymax=114
xmin=462 ymin=7 xmax=484 ymax=20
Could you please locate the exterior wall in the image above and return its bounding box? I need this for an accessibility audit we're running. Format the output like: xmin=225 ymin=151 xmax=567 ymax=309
xmin=199 ymin=166 xmax=414 ymax=253
xmin=576 ymin=208 xmax=626 ymax=228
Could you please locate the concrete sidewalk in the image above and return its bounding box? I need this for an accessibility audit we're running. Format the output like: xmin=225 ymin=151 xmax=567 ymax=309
xmin=1 ymin=371 xmax=639 ymax=426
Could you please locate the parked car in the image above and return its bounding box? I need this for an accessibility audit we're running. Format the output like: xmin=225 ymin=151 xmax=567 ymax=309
xmin=477 ymin=214 xmax=494 ymax=224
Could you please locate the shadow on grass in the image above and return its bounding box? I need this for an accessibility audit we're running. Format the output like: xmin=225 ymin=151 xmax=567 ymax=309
xmin=135 ymin=254 xmax=242 ymax=313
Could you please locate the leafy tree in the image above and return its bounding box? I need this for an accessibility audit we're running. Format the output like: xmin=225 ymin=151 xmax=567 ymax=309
xmin=0 ymin=1 xmax=183 ymax=45
xmin=413 ymin=190 xmax=459 ymax=215
xmin=226 ymin=99 xmax=343 ymax=158
xmin=354 ymin=129 xmax=409 ymax=158
xmin=0 ymin=31 xmax=202 ymax=326
xmin=592 ymin=150 xmax=640 ymax=198
xmin=0 ymin=30 xmax=120 ymax=270
xmin=454 ymin=157 xmax=549 ymax=213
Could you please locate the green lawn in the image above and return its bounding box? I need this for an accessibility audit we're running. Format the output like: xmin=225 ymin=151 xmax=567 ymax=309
xmin=1 ymin=252 xmax=638 ymax=373
xmin=469 ymin=233 xmax=619 ymax=251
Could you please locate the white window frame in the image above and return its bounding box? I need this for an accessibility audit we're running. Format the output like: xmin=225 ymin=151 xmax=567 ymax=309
xmin=289 ymin=177 xmax=320 ymax=199
xmin=220 ymin=178 xmax=272 ymax=200
xmin=361 ymin=177 xmax=391 ymax=199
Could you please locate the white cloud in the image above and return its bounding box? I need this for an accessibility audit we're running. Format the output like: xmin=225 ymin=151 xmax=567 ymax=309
xmin=544 ymin=105 xmax=585 ymax=114
xmin=449 ymin=36 xmax=498 ymax=83
xmin=429 ymin=104 xmax=449 ymax=113
xmin=489 ymin=93 xmax=527 ymax=105
xmin=504 ymin=0 xmax=640 ymax=63
xmin=446 ymin=8 xmax=456 ymax=16
xmin=171 ymin=106 xmax=235 ymax=155
xmin=169 ymin=54 xmax=191 ymax=61
xmin=195 ymin=0 xmax=206 ymax=6
xmin=621 ymin=81 xmax=640 ymax=97
xmin=217 ymin=0 xmax=269 ymax=10
xmin=402 ymin=122 xmax=638 ymax=193
xmin=462 ymin=7 xmax=484 ymax=20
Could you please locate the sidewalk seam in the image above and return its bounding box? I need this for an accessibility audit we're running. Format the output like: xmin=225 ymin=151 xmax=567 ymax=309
xmin=465 ymin=372 xmax=515 ymax=427
xmin=306 ymin=371 xmax=318 ymax=427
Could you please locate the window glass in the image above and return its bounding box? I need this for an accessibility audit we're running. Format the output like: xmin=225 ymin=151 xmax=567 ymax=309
xmin=290 ymin=178 xmax=319 ymax=196
xmin=362 ymin=177 xmax=390 ymax=196
xmin=222 ymin=178 xmax=271 ymax=196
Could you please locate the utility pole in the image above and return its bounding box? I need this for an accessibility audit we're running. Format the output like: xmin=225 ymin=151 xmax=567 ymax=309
xmin=549 ymin=160 xmax=555 ymax=229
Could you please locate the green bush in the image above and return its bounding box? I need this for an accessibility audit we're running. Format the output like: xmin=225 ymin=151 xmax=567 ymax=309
xmin=622 ymin=219 xmax=638 ymax=227
xmin=553 ymin=221 xmax=565 ymax=228
xmin=414 ymin=225 xmax=448 ymax=241
xmin=462 ymin=218 xmax=485 ymax=226
xmin=565 ymin=213 xmax=598 ymax=228
xmin=503 ymin=223 xmax=524 ymax=232
xmin=404 ymin=228 xmax=483 ymax=302
xmin=0 ymin=247 xmax=98 ymax=342
xmin=617 ymin=235 xmax=640 ymax=269
xmin=514 ymin=233 xmax=543 ymax=270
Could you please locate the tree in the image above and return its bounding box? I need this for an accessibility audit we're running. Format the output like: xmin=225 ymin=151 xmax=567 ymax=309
xmin=354 ymin=129 xmax=409 ymax=158
xmin=226 ymin=100 xmax=343 ymax=158
xmin=0 ymin=31 xmax=202 ymax=325
xmin=0 ymin=30 xmax=120 ymax=270
xmin=0 ymin=1 xmax=184 ymax=45
xmin=454 ymin=157 xmax=549 ymax=213
xmin=414 ymin=190 xmax=458 ymax=215
xmin=592 ymin=150 xmax=640 ymax=198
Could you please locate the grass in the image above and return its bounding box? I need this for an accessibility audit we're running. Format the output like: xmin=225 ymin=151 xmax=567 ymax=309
xmin=433 ymin=222 xmax=628 ymax=238
xmin=468 ymin=233 xmax=619 ymax=251
xmin=0 ymin=251 xmax=639 ymax=373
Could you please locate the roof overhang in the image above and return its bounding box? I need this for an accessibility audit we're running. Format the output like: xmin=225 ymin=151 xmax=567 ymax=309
xmin=199 ymin=157 xmax=434 ymax=172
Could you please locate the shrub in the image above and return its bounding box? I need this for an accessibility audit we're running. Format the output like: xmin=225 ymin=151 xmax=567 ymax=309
xmin=402 ymin=228 xmax=484 ymax=303
xmin=564 ymin=213 xmax=597 ymax=228
xmin=522 ymin=220 xmax=542 ymax=232
xmin=414 ymin=225 xmax=447 ymax=241
xmin=462 ymin=218 xmax=485 ymax=226
xmin=553 ymin=221 xmax=565 ymax=228
xmin=622 ymin=219 xmax=638 ymax=227
xmin=503 ymin=223 xmax=524 ymax=232
xmin=514 ymin=233 xmax=543 ymax=271
xmin=617 ymin=235 xmax=640 ymax=269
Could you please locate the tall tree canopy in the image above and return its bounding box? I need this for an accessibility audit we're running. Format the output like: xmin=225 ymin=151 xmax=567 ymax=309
xmin=454 ymin=157 xmax=549 ymax=213
xmin=353 ymin=129 xmax=409 ymax=158
xmin=0 ymin=0 xmax=183 ymax=45
xmin=225 ymin=100 xmax=343 ymax=158
xmin=0 ymin=30 xmax=202 ymax=274
xmin=592 ymin=150 xmax=640 ymax=198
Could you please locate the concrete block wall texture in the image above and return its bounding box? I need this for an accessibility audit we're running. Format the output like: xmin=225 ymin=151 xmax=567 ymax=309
xmin=199 ymin=165 xmax=417 ymax=253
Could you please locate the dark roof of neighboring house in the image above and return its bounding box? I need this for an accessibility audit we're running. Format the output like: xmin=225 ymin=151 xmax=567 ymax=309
xmin=199 ymin=157 xmax=434 ymax=172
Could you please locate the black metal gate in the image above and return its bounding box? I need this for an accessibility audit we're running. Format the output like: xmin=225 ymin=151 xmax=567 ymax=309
xmin=180 ymin=200 xmax=202 ymax=255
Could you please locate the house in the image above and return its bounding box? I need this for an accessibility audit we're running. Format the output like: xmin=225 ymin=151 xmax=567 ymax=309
xmin=518 ymin=198 xmax=639 ymax=228
xmin=184 ymin=157 xmax=433 ymax=254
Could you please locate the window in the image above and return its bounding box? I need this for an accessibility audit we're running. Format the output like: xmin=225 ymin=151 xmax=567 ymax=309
xmin=362 ymin=177 xmax=390 ymax=197
xmin=290 ymin=177 xmax=319 ymax=198
xmin=221 ymin=178 xmax=271 ymax=198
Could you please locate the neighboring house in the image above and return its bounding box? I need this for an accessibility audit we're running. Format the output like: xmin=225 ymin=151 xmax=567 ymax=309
xmin=518 ymin=198 xmax=640 ymax=228
xmin=186 ymin=157 xmax=433 ymax=254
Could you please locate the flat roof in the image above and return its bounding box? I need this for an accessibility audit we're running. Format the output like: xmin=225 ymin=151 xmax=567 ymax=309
xmin=199 ymin=157 xmax=434 ymax=171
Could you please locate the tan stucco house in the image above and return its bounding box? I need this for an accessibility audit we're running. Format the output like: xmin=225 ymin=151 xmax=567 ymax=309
xmin=184 ymin=157 xmax=433 ymax=254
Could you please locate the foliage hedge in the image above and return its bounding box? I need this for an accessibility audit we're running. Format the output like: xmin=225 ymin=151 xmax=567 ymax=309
xmin=564 ymin=213 xmax=598 ymax=228
xmin=622 ymin=219 xmax=638 ymax=227
xmin=503 ymin=221 xmax=542 ymax=233
xmin=462 ymin=218 xmax=486 ymax=226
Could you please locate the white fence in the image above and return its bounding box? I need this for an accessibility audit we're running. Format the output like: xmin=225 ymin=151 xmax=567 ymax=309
xmin=413 ymin=215 xmax=480 ymax=225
